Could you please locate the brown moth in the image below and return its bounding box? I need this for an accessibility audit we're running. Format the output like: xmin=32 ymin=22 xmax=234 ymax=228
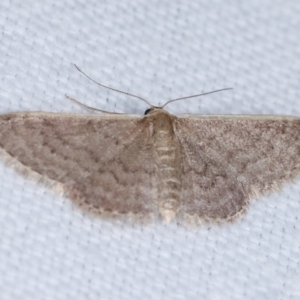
xmin=0 ymin=67 xmax=299 ymax=224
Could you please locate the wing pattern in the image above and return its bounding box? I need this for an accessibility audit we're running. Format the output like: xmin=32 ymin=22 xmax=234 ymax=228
xmin=174 ymin=115 xmax=300 ymax=221
xmin=0 ymin=113 xmax=158 ymax=218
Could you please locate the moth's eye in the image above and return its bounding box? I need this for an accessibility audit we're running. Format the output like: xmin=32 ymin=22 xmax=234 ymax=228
xmin=144 ymin=108 xmax=151 ymax=115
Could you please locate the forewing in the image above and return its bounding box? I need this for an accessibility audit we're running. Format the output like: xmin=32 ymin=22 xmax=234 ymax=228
xmin=0 ymin=112 xmax=158 ymax=218
xmin=174 ymin=115 xmax=300 ymax=221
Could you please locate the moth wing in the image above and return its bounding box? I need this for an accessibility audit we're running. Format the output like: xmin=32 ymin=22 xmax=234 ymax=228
xmin=0 ymin=112 xmax=158 ymax=219
xmin=174 ymin=115 xmax=300 ymax=221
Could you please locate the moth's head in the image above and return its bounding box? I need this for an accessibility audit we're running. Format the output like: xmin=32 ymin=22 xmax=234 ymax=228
xmin=144 ymin=106 xmax=166 ymax=115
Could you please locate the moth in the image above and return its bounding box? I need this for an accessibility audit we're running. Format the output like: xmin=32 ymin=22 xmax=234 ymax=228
xmin=0 ymin=66 xmax=299 ymax=224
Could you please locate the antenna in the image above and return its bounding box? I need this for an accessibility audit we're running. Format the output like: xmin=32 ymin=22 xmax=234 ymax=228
xmin=74 ymin=64 xmax=153 ymax=108
xmin=65 ymin=95 xmax=122 ymax=114
xmin=74 ymin=64 xmax=232 ymax=109
xmin=161 ymin=88 xmax=233 ymax=108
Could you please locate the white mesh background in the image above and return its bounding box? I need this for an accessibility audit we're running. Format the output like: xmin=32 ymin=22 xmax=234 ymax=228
xmin=0 ymin=1 xmax=300 ymax=299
